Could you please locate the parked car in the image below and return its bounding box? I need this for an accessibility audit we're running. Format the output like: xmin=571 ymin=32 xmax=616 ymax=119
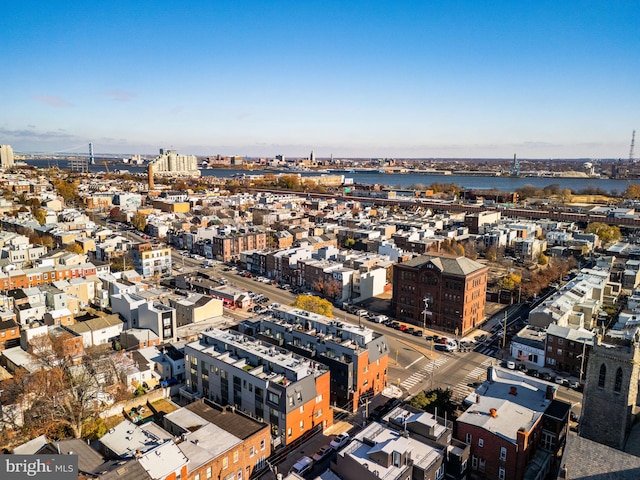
xmin=330 ymin=432 xmax=350 ymax=450
xmin=506 ymin=361 xmax=516 ymax=370
xmin=373 ymin=315 xmax=388 ymax=323
xmin=412 ymin=330 xmax=423 ymax=337
xmin=405 ymin=327 xmax=415 ymax=335
xmin=290 ymin=456 xmax=314 ymax=476
xmin=312 ymin=445 xmax=333 ymax=462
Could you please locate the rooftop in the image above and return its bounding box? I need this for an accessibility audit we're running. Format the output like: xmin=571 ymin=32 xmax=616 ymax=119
xmin=458 ymin=366 xmax=557 ymax=443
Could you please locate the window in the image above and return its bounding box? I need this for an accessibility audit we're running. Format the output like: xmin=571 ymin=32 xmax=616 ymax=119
xmin=268 ymin=392 xmax=280 ymax=404
xmin=541 ymin=430 xmax=556 ymax=450
xmin=392 ymin=451 xmax=401 ymax=467
xmin=288 ymin=395 xmax=294 ymax=406
xmin=299 ymin=405 xmax=304 ymax=413
xmin=435 ymin=464 xmax=445 ymax=480
xmin=296 ymin=391 xmax=302 ymax=402
xmin=598 ymin=364 xmax=606 ymax=388
xmin=499 ymin=447 xmax=507 ymax=461
xmin=558 ymin=338 xmax=564 ymax=345
xmin=478 ymin=458 xmax=486 ymax=472
xmin=287 ymin=428 xmax=292 ymax=437
xmin=261 ymin=439 xmax=266 ymax=451
xmin=195 ymin=475 xmax=200 ymax=480
xmin=316 ymin=409 xmax=323 ymax=418
xmin=471 ymin=456 xmax=478 ymax=469
xmin=223 ymin=457 xmax=228 ymax=469
xmin=249 ymin=446 xmax=255 ymax=457
xmin=615 ymin=367 xmax=623 ymax=392
xmin=237 ymin=470 xmax=242 ymax=480
xmin=478 ymin=438 xmax=484 ymax=447
xmin=465 ymin=433 xmax=472 ymax=444
xmin=206 ymin=467 xmax=212 ymax=479
xmin=300 ymin=420 xmax=304 ymax=431
xmin=499 ymin=467 xmax=506 ymax=480
xmin=316 ymin=394 xmax=323 ymax=403
xmin=233 ymin=451 xmax=239 ymax=463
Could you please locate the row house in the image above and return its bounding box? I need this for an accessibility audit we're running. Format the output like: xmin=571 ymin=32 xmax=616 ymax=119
xmin=333 ymin=406 xmax=469 ymax=480
xmin=210 ymin=231 xmax=268 ymax=262
xmin=456 ymin=366 xmax=570 ymax=480
xmin=0 ymin=318 xmax=20 ymax=351
xmin=184 ymin=328 xmax=333 ymax=447
xmin=265 ymin=246 xmax=314 ymax=284
xmin=163 ymin=399 xmax=271 ymax=480
xmin=244 ymin=304 xmax=389 ymax=410
xmin=0 ymin=262 xmax=98 ymax=291
xmin=131 ymin=242 xmax=172 ymax=278
xmin=544 ymin=323 xmax=593 ymax=378
xmin=298 ymin=258 xmax=343 ymax=290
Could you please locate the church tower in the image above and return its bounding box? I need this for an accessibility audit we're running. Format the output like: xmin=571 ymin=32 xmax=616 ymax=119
xmin=579 ymin=333 xmax=640 ymax=450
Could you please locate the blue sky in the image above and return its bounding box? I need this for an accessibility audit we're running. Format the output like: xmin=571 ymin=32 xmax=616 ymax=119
xmin=1 ymin=1 xmax=638 ymax=158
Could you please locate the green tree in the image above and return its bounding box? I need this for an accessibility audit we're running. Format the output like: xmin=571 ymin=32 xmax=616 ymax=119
xmin=34 ymin=208 xmax=47 ymax=225
xmin=291 ymin=295 xmax=334 ymax=318
xmin=538 ymin=252 xmax=549 ymax=265
xmin=585 ymin=222 xmax=621 ymax=244
xmin=65 ymin=243 xmax=84 ymax=254
xmin=409 ymin=388 xmax=458 ymax=418
xmin=498 ymin=272 xmax=522 ymax=291
xmin=484 ymin=246 xmax=497 ymax=262
xmin=131 ymin=212 xmax=147 ymax=232
xmin=623 ymin=184 xmax=640 ymax=199
xmin=344 ymin=237 xmax=355 ymax=248
xmin=52 ymin=179 xmax=79 ymax=204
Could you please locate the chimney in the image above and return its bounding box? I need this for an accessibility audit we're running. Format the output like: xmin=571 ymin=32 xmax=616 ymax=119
xmin=487 ymin=365 xmax=495 ymax=383
xmin=148 ymin=164 xmax=154 ymax=190
xmin=546 ymin=385 xmax=556 ymax=400
xmin=475 ymin=394 xmax=480 ymax=404
xmin=489 ymin=408 xmax=497 ymax=418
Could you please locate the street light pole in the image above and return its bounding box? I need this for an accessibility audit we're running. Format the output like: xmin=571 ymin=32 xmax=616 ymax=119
xmin=579 ymin=340 xmax=587 ymax=384
xmin=422 ymin=296 xmax=430 ymax=332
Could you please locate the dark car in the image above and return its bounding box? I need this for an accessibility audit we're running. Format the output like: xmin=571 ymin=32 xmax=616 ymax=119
xmin=405 ymin=327 xmax=415 ymax=334
xmin=413 ymin=330 xmax=423 ymax=337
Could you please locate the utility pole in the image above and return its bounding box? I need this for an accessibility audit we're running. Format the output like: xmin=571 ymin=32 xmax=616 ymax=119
xmin=430 ymin=339 xmax=435 ymax=389
xmin=579 ymin=340 xmax=587 ymax=385
xmin=502 ymin=310 xmax=508 ymax=350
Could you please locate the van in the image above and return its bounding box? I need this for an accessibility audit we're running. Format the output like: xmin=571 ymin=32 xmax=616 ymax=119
xmin=290 ymin=456 xmax=314 ymax=475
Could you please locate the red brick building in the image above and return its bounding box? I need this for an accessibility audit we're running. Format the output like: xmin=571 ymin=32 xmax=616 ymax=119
xmin=392 ymin=254 xmax=488 ymax=335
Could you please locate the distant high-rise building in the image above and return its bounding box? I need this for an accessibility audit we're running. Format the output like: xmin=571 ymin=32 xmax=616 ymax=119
xmin=0 ymin=145 xmax=14 ymax=168
xmin=310 ymin=150 xmax=315 ymax=164
xmin=148 ymin=148 xmax=200 ymax=176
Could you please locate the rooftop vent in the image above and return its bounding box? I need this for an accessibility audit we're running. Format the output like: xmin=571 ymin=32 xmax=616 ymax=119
xmin=489 ymin=408 xmax=498 ymax=418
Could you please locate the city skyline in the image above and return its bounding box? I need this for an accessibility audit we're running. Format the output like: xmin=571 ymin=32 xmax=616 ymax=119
xmin=2 ymin=1 xmax=638 ymax=159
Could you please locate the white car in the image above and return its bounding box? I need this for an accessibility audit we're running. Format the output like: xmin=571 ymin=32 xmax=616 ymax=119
xmin=330 ymin=432 xmax=350 ymax=450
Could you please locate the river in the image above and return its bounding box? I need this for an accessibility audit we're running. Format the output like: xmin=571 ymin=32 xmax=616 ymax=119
xmin=19 ymin=159 xmax=638 ymax=194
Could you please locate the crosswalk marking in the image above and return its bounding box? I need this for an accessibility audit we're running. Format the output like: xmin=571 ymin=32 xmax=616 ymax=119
xmin=400 ymin=356 xmax=451 ymax=389
xmin=449 ymin=358 xmax=493 ymax=401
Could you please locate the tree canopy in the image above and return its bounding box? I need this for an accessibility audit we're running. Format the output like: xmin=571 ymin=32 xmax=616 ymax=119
xmin=585 ymin=222 xmax=621 ymax=244
xmin=291 ymin=295 xmax=334 ymax=318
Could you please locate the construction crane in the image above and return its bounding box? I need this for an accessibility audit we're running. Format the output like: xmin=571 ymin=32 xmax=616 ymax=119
xmin=630 ymin=130 xmax=636 ymax=163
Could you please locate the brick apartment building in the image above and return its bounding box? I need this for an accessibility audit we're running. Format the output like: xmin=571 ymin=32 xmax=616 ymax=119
xmin=184 ymin=328 xmax=332 ymax=446
xmin=242 ymin=304 xmax=389 ymax=411
xmin=392 ymin=254 xmax=488 ymax=335
xmin=211 ymin=232 xmax=267 ymax=262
